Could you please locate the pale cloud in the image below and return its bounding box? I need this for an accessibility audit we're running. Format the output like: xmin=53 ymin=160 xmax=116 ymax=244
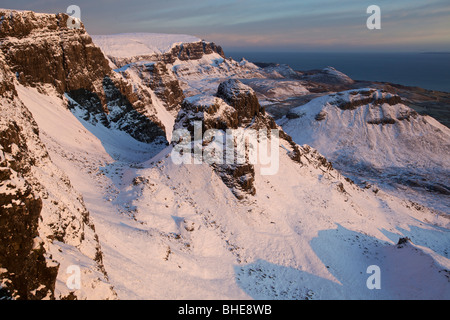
xmin=1 ymin=0 xmax=449 ymax=51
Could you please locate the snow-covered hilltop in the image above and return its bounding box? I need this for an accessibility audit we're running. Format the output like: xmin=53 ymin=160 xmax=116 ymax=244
xmin=279 ymin=88 xmax=450 ymax=213
xmin=1 ymin=9 xmax=449 ymax=300
xmin=92 ymin=33 xmax=203 ymax=58
xmin=92 ymin=32 xmax=225 ymax=67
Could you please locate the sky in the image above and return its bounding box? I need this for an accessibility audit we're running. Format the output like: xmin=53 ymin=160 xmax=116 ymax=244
xmin=1 ymin=0 xmax=450 ymax=52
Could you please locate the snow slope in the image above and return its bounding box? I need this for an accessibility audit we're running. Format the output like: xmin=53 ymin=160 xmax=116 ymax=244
xmin=19 ymin=83 xmax=450 ymax=299
xmin=2 ymin=23 xmax=449 ymax=300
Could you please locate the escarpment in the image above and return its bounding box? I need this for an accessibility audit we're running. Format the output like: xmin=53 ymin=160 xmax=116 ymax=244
xmin=0 ymin=121 xmax=59 ymax=300
xmin=103 ymin=39 xmax=226 ymax=67
xmin=0 ymin=9 xmax=167 ymax=144
xmin=0 ymin=51 xmax=58 ymax=300
xmin=0 ymin=10 xmax=110 ymax=94
xmin=1 ymin=11 xmax=115 ymax=300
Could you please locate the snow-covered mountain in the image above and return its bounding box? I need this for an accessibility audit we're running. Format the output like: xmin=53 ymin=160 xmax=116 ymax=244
xmin=1 ymin=9 xmax=449 ymax=300
xmin=279 ymin=88 xmax=450 ymax=213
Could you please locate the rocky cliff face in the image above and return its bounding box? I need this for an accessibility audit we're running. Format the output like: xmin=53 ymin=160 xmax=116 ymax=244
xmin=0 ymin=72 xmax=58 ymax=299
xmin=0 ymin=9 xmax=167 ymax=145
xmin=175 ymin=79 xmax=269 ymax=133
xmin=0 ymin=10 xmax=110 ymax=94
xmin=0 ymin=51 xmax=57 ymax=300
xmin=174 ymin=41 xmax=225 ymax=62
xmin=0 ymin=11 xmax=117 ymax=300
xmin=91 ymin=33 xmax=259 ymax=119
xmin=216 ymin=79 xmax=265 ymax=126
xmin=119 ymin=61 xmax=185 ymax=115
xmin=0 ymin=119 xmax=59 ymax=300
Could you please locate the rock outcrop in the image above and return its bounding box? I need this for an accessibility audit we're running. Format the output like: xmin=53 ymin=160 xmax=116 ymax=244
xmin=334 ymin=89 xmax=402 ymax=111
xmin=216 ymin=79 xmax=264 ymax=126
xmin=120 ymin=61 xmax=185 ymax=115
xmin=0 ymin=123 xmax=59 ymax=300
xmin=0 ymin=10 xmax=110 ymax=94
xmin=173 ymin=41 xmax=225 ymax=62
xmin=173 ymin=79 xmax=327 ymax=199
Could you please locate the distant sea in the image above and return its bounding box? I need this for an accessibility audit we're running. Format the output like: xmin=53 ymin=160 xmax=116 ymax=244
xmin=227 ymin=52 xmax=450 ymax=93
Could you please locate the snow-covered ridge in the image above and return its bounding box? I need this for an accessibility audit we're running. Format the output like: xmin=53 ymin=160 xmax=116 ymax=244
xmin=92 ymin=33 xmax=202 ymax=58
xmin=287 ymin=88 xmax=401 ymax=115
xmin=280 ymin=88 xmax=450 ymax=213
xmin=91 ymin=32 xmax=226 ymax=70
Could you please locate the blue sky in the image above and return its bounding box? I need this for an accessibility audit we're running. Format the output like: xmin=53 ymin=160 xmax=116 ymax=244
xmin=2 ymin=0 xmax=450 ymax=52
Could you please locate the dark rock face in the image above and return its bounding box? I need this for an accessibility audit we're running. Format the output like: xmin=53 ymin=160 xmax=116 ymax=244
xmin=173 ymin=41 xmax=225 ymax=61
xmin=175 ymin=97 xmax=239 ymax=133
xmin=176 ymin=80 xmax=276 ymax=135
xmin=175 ymin=81 xmax=334 ymax=199
xmin=67 ymin=77 xmax=167 ymax=144
xmin=216 ymin=79 xmax=263 ymax=126
xmin=177 ymin=42 xmax=215 ymax=61
xmin=0 ymin=115 xmax=58 ymax=300
xmin=367 ymin=118 xmax=397 ymax=125
xmin=202 ymin=42 xmax=225 ymax=58
xmin=0 ymin=10 xmax=110 ymax=94
xmin=396 ymin=109 xmax=419 ymax=122
xmin=335 ymin=90 xmax=403 ymax=110
xmin=173 ymin=80 xmax=287 ymax=199
xmin=134 ymin=62 xmax=185 ymax=113
xmin=0 ymin=58 xmax=17 ymax=98
xmin=104 ymin=40 xmax=223 ymax=118
xmin=397 ymin=237 xmax=412 ymax=247
xmin=213 ymin=163 xmax=256 ymax=199
xmin=173 ymin=80 xmax=264 ymax=199
xmin=315 ymin=111 xmax=327 ymax=121
xmin=0 ymin=165 xmax=58 ymax=300
xmin=0 ymin=31 xmax=112 ymax=299
xmin=0 ymin=63 xmax=59 ymax=298
xmin=286 ymin=112 xmax=301 ymax=120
